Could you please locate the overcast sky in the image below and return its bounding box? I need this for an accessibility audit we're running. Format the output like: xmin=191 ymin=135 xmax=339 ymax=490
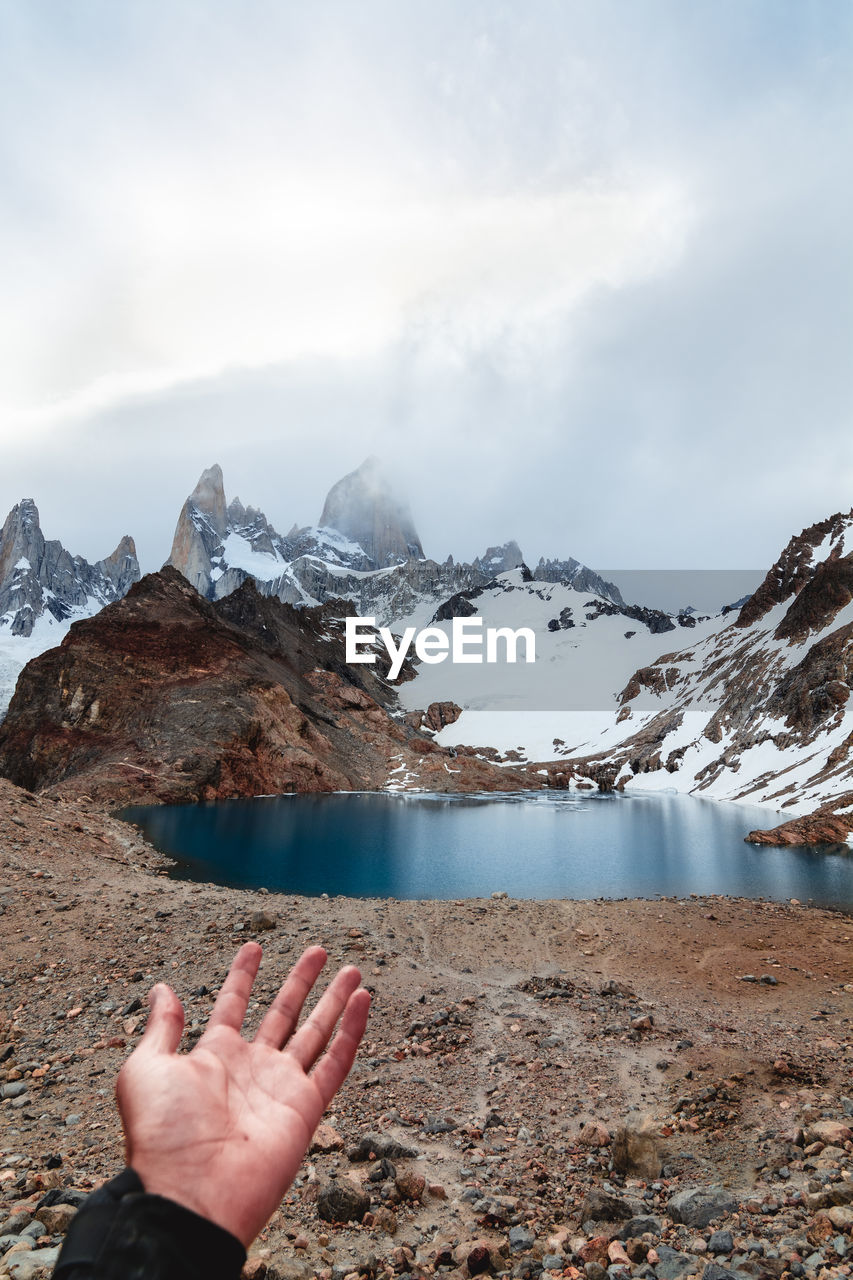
xmin=1 ymin=0 xmax=851 ymax=577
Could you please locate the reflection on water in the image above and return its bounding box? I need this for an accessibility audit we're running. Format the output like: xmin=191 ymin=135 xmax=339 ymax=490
xmin=121 ymin=790 xmax=853 ymax=907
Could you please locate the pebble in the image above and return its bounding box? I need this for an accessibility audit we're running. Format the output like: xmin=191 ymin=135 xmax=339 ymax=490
xmin=668 ymin=1186 xmax=738 ymax=1228
xmin=707 ymin=1229 xmax=734 ymax=1254
xmin=316 ymin=1179 xmax=370 ymax=1224
xmin=509 ymin=1226 xmax=535 ymax=1253
xmin=5 ymin=1247 xmax=61 ymax=1280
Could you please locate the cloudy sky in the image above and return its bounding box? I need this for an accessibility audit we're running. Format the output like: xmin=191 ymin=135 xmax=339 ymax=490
xmin=1 ymin=0 xmax=851 ymax=577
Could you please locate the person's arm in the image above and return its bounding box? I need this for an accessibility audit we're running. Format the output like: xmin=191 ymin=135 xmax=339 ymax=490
xmin=53 ymin=942 xmax=370 ymax=1280
xmin=52 ymin=1167 xmax=247 ymax=1280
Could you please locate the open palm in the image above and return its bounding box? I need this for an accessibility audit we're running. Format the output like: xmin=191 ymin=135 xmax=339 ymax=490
xmin=116 ymin=942 xmax=370 ymax=1248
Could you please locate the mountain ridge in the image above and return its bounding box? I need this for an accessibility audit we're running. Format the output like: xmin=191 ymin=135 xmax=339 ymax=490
xmin=165 ymin=459 xmax=625 ymax=627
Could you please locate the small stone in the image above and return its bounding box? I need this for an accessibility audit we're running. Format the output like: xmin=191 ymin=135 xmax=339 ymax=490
xmin=580 ymin=1190 xmax=633 ymax=1223
xmin=707 ymin=1230 xmax=734 ymax=1255
xmin=804 ymin=1120 xmax=853 ymax=1147
xmin=247 ymin=911 xmax=276 ymax=932
xmin=578 ymin=1238 xmax=610 ymax=1266
xmin=394 ymin=1172 xmax=425 ymax=1202
xmin=607 ymin=1243 xmax=630 ymax=1267
xmin=317 ymin=1179 xmax=370 ymax=1224
xmin=367 ymin=1159 xmax=396 ymax=1184
xmin=509 ymin=1226 xmax=535 ymax=1254
xmin=578 ymin=1121 xmax=611 ymax=1148
xmin=616 ymin=1217 xmax=662 ymax=1241
xmin=37 ymin=1204 xmax=77 ymax=1234
xmin=370 ymin=1208 xmax=397 ymax=1236
xmin=4 ymin=1240 xmax=34 ymax=1257
xmin=466 ymin=1243 xmax=492 ymax=1274
xmin=5 ymin=1247 xmax=61 ymax=1280
xmin=348 ymin=1134 xmax=418 ymax=1163
xmin=668 ymin=1187 xmax=737 ymax=1228
xmin=310 ymin=1125 xmax=345 ymax=1155
xmin=652 ymin=1245 xmax=695 ymax=1279
xmin=611 ymin=1116 xmax=662 ymax=1180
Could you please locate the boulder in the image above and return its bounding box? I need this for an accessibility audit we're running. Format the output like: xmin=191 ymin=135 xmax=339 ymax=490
xmin=668 ymin=1187 xmax=737 ymax=1228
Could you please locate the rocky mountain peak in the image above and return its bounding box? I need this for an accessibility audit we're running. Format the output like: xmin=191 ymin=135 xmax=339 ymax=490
xmin=318 ymin=457 xmax=424 ymax=568
xmin=475 ymin=542 xmax=525 ymax=575
xmin=0 ymin=500 xmax=43 ymax=586
xmin=0 ymin=499 xmax=140 ymax=642
xmin=736 ymin=509 xmax=853 ymax=631
xmin=167 ymin=465 xmax=231 ymax=593
xmin=188 ymin=463 xmax=228 ymax=537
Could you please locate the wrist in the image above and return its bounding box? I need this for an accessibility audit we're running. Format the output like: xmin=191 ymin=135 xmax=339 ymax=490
xmin=130 ymin=1164 xmax=254 ymax=1248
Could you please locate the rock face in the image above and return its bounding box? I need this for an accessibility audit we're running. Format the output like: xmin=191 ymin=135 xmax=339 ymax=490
xmin=736 ymin=510 xmax=852 ymax=630
xmin=0 ymin=500 xmax=139 ymax=638
xmin=534 ymin=555 xmax=624 ymax=606
xmin=166 ymin=464 xmax=229 ymax=595
xmin=0 ymin=568 xmax=533 ymax=805
xmin=318 ymin=455 xmax=424 ymax=566
xmin=474 ymin=541 xmax=525 ymax=577
xmin=745 ymin=793 xmax=853 ymax=846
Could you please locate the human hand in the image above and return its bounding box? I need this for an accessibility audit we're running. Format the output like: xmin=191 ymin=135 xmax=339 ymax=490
xmin=115 ymin=942 xmax=370 ymax=1248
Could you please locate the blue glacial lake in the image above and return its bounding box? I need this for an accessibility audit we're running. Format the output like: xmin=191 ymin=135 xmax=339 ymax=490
xmin=121 ymin=790 xmax=853 ymax=908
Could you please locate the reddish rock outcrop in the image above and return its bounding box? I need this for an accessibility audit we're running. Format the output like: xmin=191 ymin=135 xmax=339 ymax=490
xmin=745 ymin=792 xmax=853 ymax=847
xmin=736 ymin=510 xmax=852 ymax=630
xmin=774 ymin=554 xmax=853 ymax=643
xmin=0 ymin=569 xmax=531 ymax=806
xmin=406 ymin=701 xmax=464 ymax=733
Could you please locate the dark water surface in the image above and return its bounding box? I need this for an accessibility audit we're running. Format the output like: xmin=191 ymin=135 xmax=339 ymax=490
xmin=121 ymin=790 xmax=853 ymax=907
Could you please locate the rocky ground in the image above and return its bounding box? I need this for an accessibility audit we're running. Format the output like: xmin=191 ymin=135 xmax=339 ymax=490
xmin=1 ymin=778 xmax=852 ymax=1280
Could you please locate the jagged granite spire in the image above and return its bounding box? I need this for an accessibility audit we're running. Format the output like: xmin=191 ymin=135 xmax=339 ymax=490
xmin=0 ymin=500 xmax=140 ymax=637
xmin=166 ymin=464 xmax=229 ymax=594
xmin=318 ymin=456 xmax=424 ymax=567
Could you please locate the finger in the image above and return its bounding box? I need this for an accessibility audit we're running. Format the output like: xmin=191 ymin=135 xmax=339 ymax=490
xmin=310 ymin=987 xmax=371 ymax=1108
xmin=284 ymin=964 xmax=362 ymax=1071
xmin=253 ymin=945 xmax=328 ymax=1049
xmin=138 ymin=983 xmax=185 ymax=1055
xmin=204 ymin=941 xmax=263 ymax=1035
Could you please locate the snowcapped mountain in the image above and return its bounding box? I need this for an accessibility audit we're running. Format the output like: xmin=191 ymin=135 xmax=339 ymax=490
xmin=415 ymin=510 xmax=852 ymax=838
xmin=167 ymin=458 xmax=624 ymax=626
xmin=394 ymin=566 xmax=723 ymax=754
xmin=585 ymin=509 xmax=853 ymax=823
xmin=0 ymin=499 xmax=139 ymax=717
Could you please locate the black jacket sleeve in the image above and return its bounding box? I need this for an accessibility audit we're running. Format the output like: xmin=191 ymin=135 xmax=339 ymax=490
xmin=52 ymin=1168 xmax=247 ymax=1280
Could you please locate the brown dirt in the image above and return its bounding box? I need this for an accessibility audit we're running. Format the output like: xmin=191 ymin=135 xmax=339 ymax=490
xmin=1 ymin=777 xmax=852 ymax=1277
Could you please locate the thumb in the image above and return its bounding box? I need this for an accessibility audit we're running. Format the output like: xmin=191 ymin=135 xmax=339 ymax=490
xmin=139 ymin=982 xmax=185 ymax=1054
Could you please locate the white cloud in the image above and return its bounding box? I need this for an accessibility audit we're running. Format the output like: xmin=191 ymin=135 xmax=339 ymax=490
xmin=0 ymin=166 xmax=689 ymax=434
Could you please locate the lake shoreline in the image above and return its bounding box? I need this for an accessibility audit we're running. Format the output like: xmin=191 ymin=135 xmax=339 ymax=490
xmin=121 ymin=788 xmax=853 ymax=909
